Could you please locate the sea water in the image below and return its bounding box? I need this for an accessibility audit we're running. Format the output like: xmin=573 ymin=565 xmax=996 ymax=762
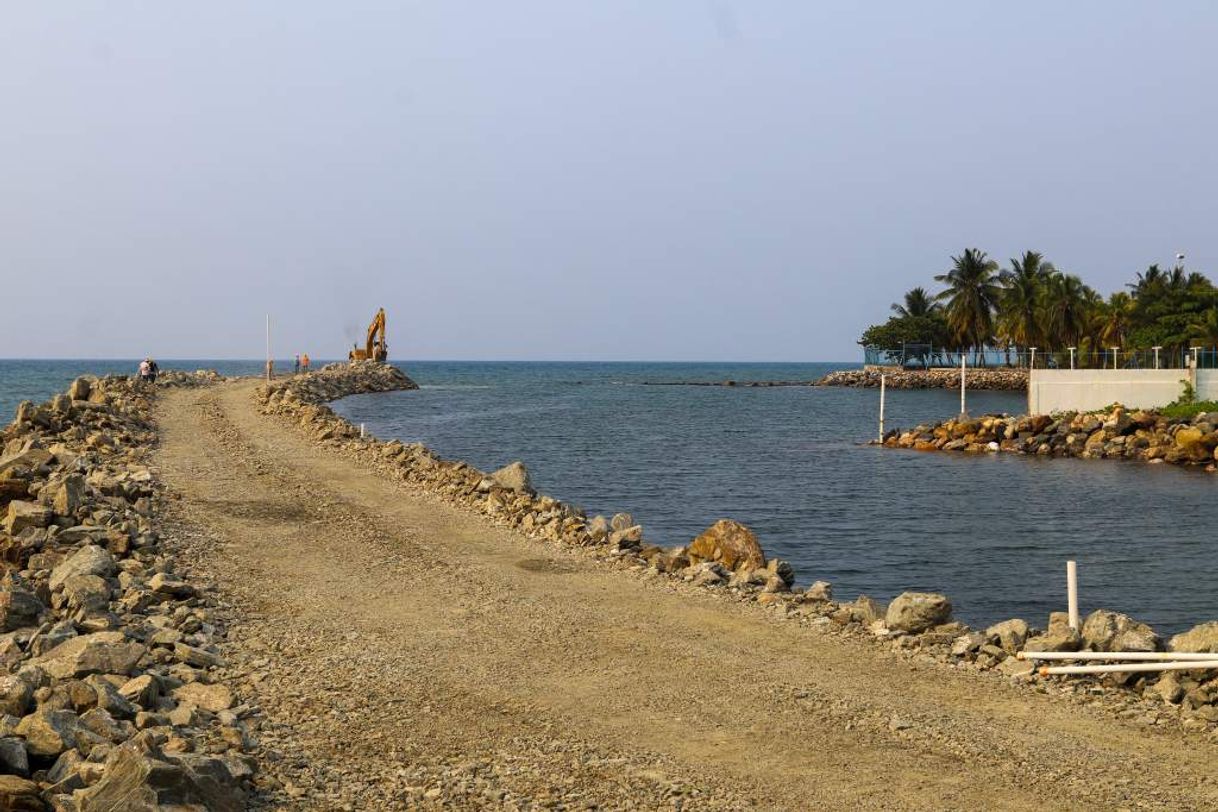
xmin=4 ymin=359 xmax=1214 ymax=634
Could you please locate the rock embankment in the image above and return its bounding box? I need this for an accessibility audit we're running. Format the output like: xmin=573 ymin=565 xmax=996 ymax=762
xmin=0 ymin=371 xmax=250 ymax=810
xmin=256 ymin=363 xmax=1218 ymax=738
xmin=816 ymin=367 xmax=1028 ymax=390
xmin=885 ymin=404 xmax=1218 ymax=470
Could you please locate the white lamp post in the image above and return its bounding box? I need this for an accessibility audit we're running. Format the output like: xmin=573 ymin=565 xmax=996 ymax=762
xmin=1110 ymin=347 xmax=1120 ymax=370
xmin=1067 ymin=346 xmax=1076 ymax=370
xmin=1152 ymin=346 xmax=1162 ymax=370
xmin=1029 ymin=347 xmax=1037 ymax=370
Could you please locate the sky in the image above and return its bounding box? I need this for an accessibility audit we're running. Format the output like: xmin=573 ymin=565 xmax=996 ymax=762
xmin=3 ymin=2 xmax=1217 ymax=361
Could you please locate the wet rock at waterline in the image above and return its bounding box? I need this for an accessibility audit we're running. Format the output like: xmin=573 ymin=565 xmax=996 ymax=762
xmin=687 ymin=519 xmax=766 ymax=572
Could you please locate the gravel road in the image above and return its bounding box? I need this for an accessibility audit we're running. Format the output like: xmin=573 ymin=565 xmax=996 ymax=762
xmin=153 ymin=381 xmax=1218 ymax=810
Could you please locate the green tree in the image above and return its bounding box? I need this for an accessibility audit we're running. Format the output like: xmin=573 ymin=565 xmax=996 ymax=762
xmin=934 ymin=248 xmax=1000 ymax=358
xmin=891 ymin=287 xmax=940 ymax=318
xmin=997 ymin=251 xmax=1054 ymax=357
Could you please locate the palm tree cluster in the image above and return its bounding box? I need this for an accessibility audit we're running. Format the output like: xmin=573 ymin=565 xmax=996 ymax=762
xmin=860 ymin=249 xmax=1218 ymax=366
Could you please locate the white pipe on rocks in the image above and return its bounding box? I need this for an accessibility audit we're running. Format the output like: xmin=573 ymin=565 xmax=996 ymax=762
xmin=1066 ymin=560 xmax=1078 ymax=631
xmin=1038 ymin=660 xmax=1218 ymax=676
xmin=1018 ymin=651 xmax=1218 ymax=661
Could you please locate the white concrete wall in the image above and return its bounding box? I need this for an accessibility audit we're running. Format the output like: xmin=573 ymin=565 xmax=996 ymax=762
xmin=1195 ymin=369 xmax=1218 ymax=402
xmin=1028 ymin=368 xmax=1193 ymax=414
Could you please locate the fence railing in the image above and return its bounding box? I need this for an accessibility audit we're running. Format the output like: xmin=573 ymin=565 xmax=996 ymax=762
xmin=863 ymin=345 xmax=1217 ymax=370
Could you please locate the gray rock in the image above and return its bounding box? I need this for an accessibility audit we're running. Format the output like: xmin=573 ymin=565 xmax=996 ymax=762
xmin=0 ymin=676 xmax=32 ymax=718
xmin=74 ymin=739 xmax=244 ymax=812
xmin=951 ymin=631 xmax=985 ymax=656
xmin=1081 ymin=609 xmax=1160 ymax=652
xmin=0 ymin=737 xmax=29 ymax=777
xmin=31 ymin=631 xmax=146 ymax=679
xmin=586 ymin=515 xmax=609 ymax=543
xmin=0 ymin=586 xmax=45 ymax=633
xmin=1168 ymin=621 xmax=1218 ymax=653
xmin=171 ymin=683 xmax=234 ymax=713
xmin=55 ymin=574 xmax=112 ymax=613
xmin=490 ymin=462 xmax=534 ymax=494
xmin=985 ymin=618 xmax=1030 ymax=654
xmin=14 ymin=708 xmax=90 ymax=757
xmin=3 ymin=501 xmax=52 ymax=535
xmin=804 ymin=581 xmax=833 ymax=602
xmin=147 ymin=572 xmax=195 ymax=599
xmin=68 ymin=377 xmax=92 ymax=401
xmin=610 ymin=513 xmax=634 ymax=533
xmin=885 ymin=592 xmax=952 ymax=634
xmin=49 ymin=545 xmax=116 ymax=592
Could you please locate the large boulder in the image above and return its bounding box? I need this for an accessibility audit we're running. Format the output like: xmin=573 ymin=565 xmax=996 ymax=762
xmin=14 ymin=708 xmax=91 ymax=757
xmin=49 ymin=545 xmax=116 ymax=592
xmin=30 ymin=631 xmax=146 ymax=679
xmin=490 ymin=462 xmax=534 ymax=494
xmin=885 ymin=592 xmax=953 ymax=633
xmin=1080 ymin=609 xmax=1160 ymax=652
xmin=3 ymin=502 xmax=51 ymax=535
xmin=687 ymin=520 xmax=766 ymax=572
xmin=74 ymin=739 xmax=244 ymax=812
xmin=1168 ymin=621 xmax=1218 ymax=653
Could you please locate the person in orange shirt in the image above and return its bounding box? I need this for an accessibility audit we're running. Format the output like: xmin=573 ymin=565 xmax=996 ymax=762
xmin=301 ymin=353 xmax=310 ymax=372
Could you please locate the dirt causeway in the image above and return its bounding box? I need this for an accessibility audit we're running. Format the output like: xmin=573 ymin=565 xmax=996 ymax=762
xmin=154 ymin=381 xmax=1218 ymax=810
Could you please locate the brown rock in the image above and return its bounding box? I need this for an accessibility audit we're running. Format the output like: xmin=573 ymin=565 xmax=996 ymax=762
xmin=885 ymin=592 xmax=952 ymax=633
xmin=31 ymin=632 xmax=146 ymax=679
xmin=0 ymin=775 xmax=43 ymax=811
xmin=687 ymin=520 xmax=765 ymax=571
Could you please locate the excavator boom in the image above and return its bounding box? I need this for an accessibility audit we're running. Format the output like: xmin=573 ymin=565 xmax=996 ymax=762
xmin=349 ymin=308 xmax=388 ymax=362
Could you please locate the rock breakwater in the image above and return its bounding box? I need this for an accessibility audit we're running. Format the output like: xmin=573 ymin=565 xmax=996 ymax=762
xmin=256 ymin=363 xmax=1218 ymax=738
xmin=0 ymin=370 xmax=251 ymax=810
xmin=816 ymin=367 xmax=1028 ymax=390
xmin=884 ymin=404 xmax=1218 ymax=469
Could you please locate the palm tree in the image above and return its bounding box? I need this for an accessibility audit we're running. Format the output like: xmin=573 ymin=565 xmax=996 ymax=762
xmin=1041 ymin=273 xmax=1091 ymax=350
xmin=997 ymin=251 xmax=1054 ymax=360
xmin=1190 ymin=308 xmax=1218 ymax=349
xmin=934 ymin=248 xmax=1000 ymax=360
xmin=1099 ymin=291 xmax=1135 ymax=347
xmin=891 ymin=287 xmax=939 ymax=319
xmin=1127 ymin=264 xmax=1165 ymax=296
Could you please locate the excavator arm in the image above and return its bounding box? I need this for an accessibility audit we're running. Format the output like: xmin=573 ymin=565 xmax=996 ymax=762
xmin=350 ymin=308 xmax=388 ymax=362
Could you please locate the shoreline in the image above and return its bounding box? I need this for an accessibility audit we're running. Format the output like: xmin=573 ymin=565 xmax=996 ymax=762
xmin=2 ymin=363 xmax=1215 ymax=806
xmin=255 ymin=363 xmax=1218 ymax=735
xmin=884 ymin=404 xmax=1218 ymax=471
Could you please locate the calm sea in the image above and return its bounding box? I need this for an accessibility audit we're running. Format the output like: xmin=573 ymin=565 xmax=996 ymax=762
xmin=4 ymin=360 xmax=1214 ymax=634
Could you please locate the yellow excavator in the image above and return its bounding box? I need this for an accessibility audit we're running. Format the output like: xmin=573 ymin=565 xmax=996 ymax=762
xmin=348 ymin=308 xmax=389 ymax=362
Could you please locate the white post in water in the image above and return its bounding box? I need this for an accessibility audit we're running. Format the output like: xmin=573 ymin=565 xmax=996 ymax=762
xmin=878 ymin=374 xmax=886 ymax=442
xmin=1153 ymin=346 xmax=1162 ymax=369
xmin=959 ymin=353 xmax=967 ymax=416
xmin=360 ymin=422 xmax=366 ymax=438
xmin=1067 ymin=560 xmax=1079 ymax=631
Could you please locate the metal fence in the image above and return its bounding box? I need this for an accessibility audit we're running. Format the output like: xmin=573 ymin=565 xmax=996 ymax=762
xmin=863 ymin=344 xmax=1216 ymax=371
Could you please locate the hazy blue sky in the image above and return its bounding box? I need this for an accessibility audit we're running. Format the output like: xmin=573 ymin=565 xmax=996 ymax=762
xmin=3 ymin=3 xmax=1216 ymax=360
